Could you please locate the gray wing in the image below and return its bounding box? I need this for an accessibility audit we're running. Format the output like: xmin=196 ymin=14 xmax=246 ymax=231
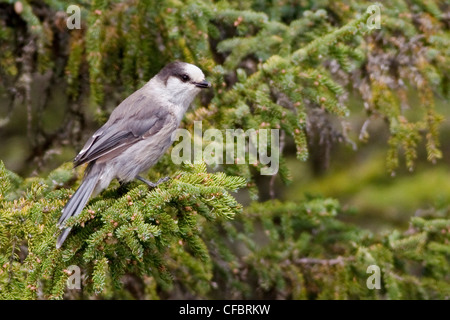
xmin=73 ymin=93 xmax=170 ymax=167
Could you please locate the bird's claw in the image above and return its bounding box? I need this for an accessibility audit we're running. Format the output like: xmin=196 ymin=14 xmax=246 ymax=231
xmin=137 ymin=176 xmax=170 ymax=189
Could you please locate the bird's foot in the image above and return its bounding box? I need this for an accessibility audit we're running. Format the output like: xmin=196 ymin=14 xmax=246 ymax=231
xmin=137 ymin=176 xmax=170 ymax=189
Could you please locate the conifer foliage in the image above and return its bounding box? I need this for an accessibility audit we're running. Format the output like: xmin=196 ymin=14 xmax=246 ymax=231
xmin=0 ymin=0 xmax=449 ymax=299
xmin=0 ymin=160 xmax=246 ymax=298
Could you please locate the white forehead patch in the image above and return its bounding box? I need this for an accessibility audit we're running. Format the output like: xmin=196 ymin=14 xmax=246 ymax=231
xmin=183 ymin=63 xmax=205 ymax=82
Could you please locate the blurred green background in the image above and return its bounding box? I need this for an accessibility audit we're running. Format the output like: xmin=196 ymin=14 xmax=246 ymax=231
xmin=283 ymin=95 xmax=450 ymax=232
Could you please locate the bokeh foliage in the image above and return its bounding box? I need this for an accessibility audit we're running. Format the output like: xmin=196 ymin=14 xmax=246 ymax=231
xmin=0 ymin=0 xmax=449 ymax=299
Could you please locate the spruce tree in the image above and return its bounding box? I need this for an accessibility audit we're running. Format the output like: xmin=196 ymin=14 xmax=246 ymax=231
xmin=0 ymin=0 xmax=448 ymax=299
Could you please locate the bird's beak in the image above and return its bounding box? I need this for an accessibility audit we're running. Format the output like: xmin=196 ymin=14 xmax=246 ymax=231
xmin=195 ymin=80 xmax=211 ymax=88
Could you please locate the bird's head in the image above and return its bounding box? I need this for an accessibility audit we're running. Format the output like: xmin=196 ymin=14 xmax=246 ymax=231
xmin=155 ymin=61 xmax=210 ymax=107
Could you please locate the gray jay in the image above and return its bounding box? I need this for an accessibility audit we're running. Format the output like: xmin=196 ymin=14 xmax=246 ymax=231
xmin=56 ymin=61 xmax=210 ymax=248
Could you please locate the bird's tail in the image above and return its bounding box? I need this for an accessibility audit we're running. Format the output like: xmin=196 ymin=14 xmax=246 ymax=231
xmin=56 ymin=165 xmax=101 ymax=248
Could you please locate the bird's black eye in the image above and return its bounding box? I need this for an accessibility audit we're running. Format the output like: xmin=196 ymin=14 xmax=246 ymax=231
xmin=181 ymin=74 xmax=190 ymax=82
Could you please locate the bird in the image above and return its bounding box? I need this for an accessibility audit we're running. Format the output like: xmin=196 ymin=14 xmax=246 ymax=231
xmin=56 ymin=61 xmax=210 ymax=248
